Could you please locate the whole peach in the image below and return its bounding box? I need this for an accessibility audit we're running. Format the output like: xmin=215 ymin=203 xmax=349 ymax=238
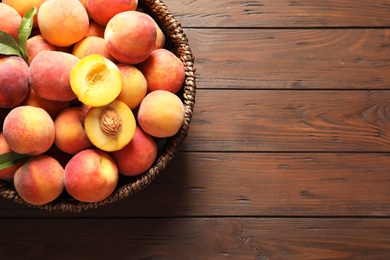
xmin=14 ymin=155 xmax=64 ymax=205
xmin=54 ymin=107 xmax=92 ymax=154
xmin=29 ymin=51 xmax=79 ymax=101
xmin=111 ymin=126 xmax=157 ymax=176
xmin=138 ymin=90 xmax=185 ymax=138
xmin=38 ymin=0 xmax=89 ymax=46
xmin=3 ymin=0 xmax=46 ymax=27
xmin=0 ymin=56 xmax=30 ymax=108
xmin=0 ymin=3 xmax=22 ymax=41
xmin=85 ymin=20 xmax=106 ymax=38
xmin=154 ymin=20 xmax=165 ymax=49
xmin=26 ymin=35 xmax=56 ymax=65
xmin=64 ymin=149 xmax=118 ymax=203
xmin=105 ymin=11 xmax=156 ymax=64
xmin=138 ymin=49 xmax=185 ymax=94
xmin=0 ymin=133 xmax=25 ymax=181
xmin=72 ymin=36 xmax=116 ymax=62
xmin=87 ymin=0 xmax=138 ymax=26
xmin=116 ymin=64 xmax=147 ymax=110
xmin=3 ymin=106 xmax=55 ymax=156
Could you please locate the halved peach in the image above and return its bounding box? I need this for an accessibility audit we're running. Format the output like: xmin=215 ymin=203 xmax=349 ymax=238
xmin=70 ymin=54 xmax=122 ymax=107
xmin=84 ymin=100 xmax=136 ymax=152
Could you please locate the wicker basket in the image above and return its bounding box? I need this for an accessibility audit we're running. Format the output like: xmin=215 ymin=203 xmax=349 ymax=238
xmin=0 ymin=0 xmax=196 ymax=212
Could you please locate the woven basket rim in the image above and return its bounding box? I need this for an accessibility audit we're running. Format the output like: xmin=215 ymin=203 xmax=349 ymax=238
xmin=0 ymin=0 xmax=196 ymax=212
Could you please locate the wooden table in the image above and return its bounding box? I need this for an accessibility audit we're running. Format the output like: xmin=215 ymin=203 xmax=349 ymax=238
xmin=1 ymin=0 xmax=390 ymax=259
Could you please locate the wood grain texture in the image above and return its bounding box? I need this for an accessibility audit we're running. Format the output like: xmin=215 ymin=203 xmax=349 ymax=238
xmin=162 ymin=0 xmax=390 ymax=28
xmin=186 ymin=29 xmax=390 ymax=89
xmin=1 ymin=153 xmax=389 ymax=217
xmin=1 ymin=218 xmax=389 ymax=259
xmin=183 ymin=89 xmax=390 ymax=152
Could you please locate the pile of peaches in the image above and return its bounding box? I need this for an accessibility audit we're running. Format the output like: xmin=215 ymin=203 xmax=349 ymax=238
xmin=0 ymin=0 xmax=186 ymax=205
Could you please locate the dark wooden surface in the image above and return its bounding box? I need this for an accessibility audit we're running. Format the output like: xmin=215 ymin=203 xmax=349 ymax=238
xmin=1 ymin=0 xmax=390 ymax=259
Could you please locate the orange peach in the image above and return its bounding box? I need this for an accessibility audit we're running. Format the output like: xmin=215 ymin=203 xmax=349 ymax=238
xmin=14 ymin=155 xmax=64 ymax=205
xmin=138 ymin=49 xmax=185 ymax=93
xmin=54 ymin=107 xmax=93 ymax=154
xmin=0 ymin=56 xmax=30 ymax=108
xmin=29 ymin=51 xmax=79 ymax=102
xmin=85 ymin=20 xmax=106 ymax=38
xmin=3 ymin=0 xmax=46 ymax=27
xmin=116 ymin=64 xmax=147 ymax=110
xmin=87 ymin=0 xmax=138 ymax=26
xmin=0 ymin=133 xmax=25 ymax=181
xmin=22 ymin=89 xmax=70 ymax=119
xmin=111 ymin=126 xmax=157 ymax=176
xmin=138 ymin=90 xmax=185 ymax=138
xmin=3 ymin=106 xmax=55 ymax=156
xmin=70 ymin=54 xmax=122 ymax=107
xmin=104 ymin=11 xmax=156 ymax=64
xmin=26 ymin=35 xmax=56 ymax=65
xmin=38 ymin=0 xmax=89 ymax=46
xmin=0 ymin=3 xmax=22 ymax=41
xmin=85 ymin=100 xmax=136 ymax=152
xmin=64 ymin=149 xmax=118 ymax=203
xmin=72 ymin=36 xmax=116 ymax=62
xmin=154 ymin=21 xmax=165 ymax=49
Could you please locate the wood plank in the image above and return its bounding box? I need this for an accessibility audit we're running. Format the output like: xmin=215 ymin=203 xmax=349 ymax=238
xmin=1 ymin=217 xmax=389 ymax=259
xmin=183 ymin=89 xmax=390 ymax=152
xmin=162 ymin=0 xmax=390 ymax=28
xmin=1 ymin=153 xmax=389 ymax=217
xmin=186 ymin=28 xmax=390 ymax=89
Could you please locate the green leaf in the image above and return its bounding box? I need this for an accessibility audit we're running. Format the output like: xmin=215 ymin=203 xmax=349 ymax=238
xmin=0 ymin=151 xmax=29 ymax=170
xmin=18 ymin=6 xmax=37 ymax=61
xmin=0 ymin=31 xmax=21 ymax=57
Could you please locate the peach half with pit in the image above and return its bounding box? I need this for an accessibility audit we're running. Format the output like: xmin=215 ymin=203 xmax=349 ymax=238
xmin=64 ymin=149 xmax=118 ymax=203
xmin=138 ymin=90 xmax=185 ymax=138
xmin=54 ymin=107 xmax=93 ymax=155
xmin=14 ymin=155 xmax=64 ymax=205
xmin=85 ymin=100 xmax=136 ymax=152
xmin=70 ymin=54 xmax=122 ymax=107
xmin=29 ymin=51 xmax=79 ymax=102
xmin=3 ymin=106 xmax=55 ymax=156
xmin=0 ymin=56 xmax=30 ymax=108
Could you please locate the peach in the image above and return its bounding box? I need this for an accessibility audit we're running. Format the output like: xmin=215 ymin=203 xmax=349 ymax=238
xmin=72 ymin=36 xmax=116 ymax=62
xmin=111 ymin=126 xmax=157 ymax=176
xmin=64 ymin=149 xmax=118 ymax=203
xmin=85 ymin=100 xmax=136 ymax=152
xmin=0 ymin=133 xmax=25 ymax=181
xmin=3 ymin=106 xmax=55 ymax=156
xmin=38 ymin=0 xmax=89 ymax=46
xmin=85 ymin=20 xmax=106 ymax=38
xmin=0 ymin=56 xmax=30 ymax=108
xmin=138 ymin=49 xmax=185 ymax=93
xmin=87 ymin=0 xmax=138 ymax=26
xmin=3 ymin=0 xmax=46 ymax=27
xmin=70 ymin=54 xmax=122 ymax=107
xmin=26 ymin=35 xmax=56 ymax=65
xmin=105 ymin=11 xmax=156 ymax=64
xmin=138 ymin=90 xmax=185 ymax=138
xmin=54 ymin=107 xmax=92 ymax=154
xmin=14 ymin=155 xmax=64 ymax=205
xmin=22 ymin=89 xmax=70 ymax=119
xmin=29 ymin=50 xmax=79 ymax=102
xmin=116 ymin=64 xmax=147 ymax=110
xmin=154 ymin=21 xmax=165 ymax=49
xmin=0 ymin=3 xmax=22 ymax=41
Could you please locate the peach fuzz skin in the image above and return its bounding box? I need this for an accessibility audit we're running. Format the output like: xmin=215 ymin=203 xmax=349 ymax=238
xmin=0 ymin=56 xmax=30 ymax=108
xmin=29 ymin=51 xmax=79 ymax=102
xmin=14 ymin=155 xmax=64 ymax=205
xmin=0 ymin=3 xmax=22 ymax=41
xmin=38 ymin=0 xmax=89 ymax=46
xmin=138 ymin=49 xmax=185 ymax=94
xmin=26 ymin=35 xmax=56 ymax=65
xmin=104 ymin=11 xmax=156 ymax=64
xmin=54 ymin=107 xmax=92 ymax=155
xmin=87 ymin=0 xmax=138 ymax=26
xmin=3 ymin=106 xmax=55 ymax=156
xmin=111 ymin=126 xmax=157 ymax=176
xmin=64 ymin=149 xmax=118 ymax=203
